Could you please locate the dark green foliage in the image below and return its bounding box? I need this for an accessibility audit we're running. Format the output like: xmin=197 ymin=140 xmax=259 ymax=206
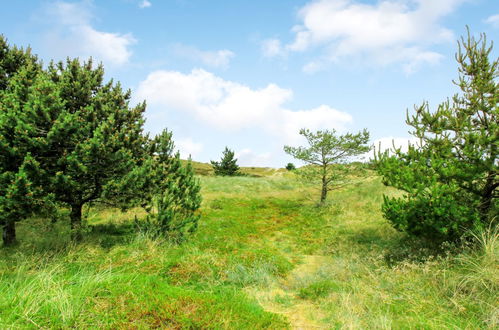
xmin=42 ymin=59 xmax=201 ymax=240
xmin=0 ymin=36 xmax=49 ymax=245
xmin=0 ymin=37 xmax=202 ymax=244
xmin=285 ymin=163 xmax=296 ymax=171
xmin=284 ymin=128 xmax=370 ymax=204
xmin=38 ymin=59 xmax=149 ymax=239
xmin=375 ymin=30 xmax=498 ymax=242
xmin=211 ymin=147 xmax=240 ymax=176
xmin=0 ymin=35 xmax=40 ymax=90
xmin=148 ymin=173 xmax=201 ymax=242
xmin=138 ymin=131 xmax=202 ymax=241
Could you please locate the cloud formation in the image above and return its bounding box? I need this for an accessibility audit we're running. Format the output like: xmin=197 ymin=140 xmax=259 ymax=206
xmin=485 ymin=14 xmax=499 ymax=28
xmin=137 ymin=69 xmax=352 ymax=143
xmin=176 ymin=138 xmax=203 ymax=159
xmin=236 ymin=149 xmax=272 ymax=167
xmin=261 ymin=39 xmax=285 ymax=58
xmin=139 ymin=0 xmax=152 ymax=8
xmin=173 ymin=44 xmax=235 ymax=69
xmin=42 ymin=1 xmax=136 ymax=66
xmin=265 ymin=0 xmax=465 ymax=73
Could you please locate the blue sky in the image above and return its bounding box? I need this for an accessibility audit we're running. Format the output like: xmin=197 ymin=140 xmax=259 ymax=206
xmin=1 ymin=0 xmax=498 ymax=166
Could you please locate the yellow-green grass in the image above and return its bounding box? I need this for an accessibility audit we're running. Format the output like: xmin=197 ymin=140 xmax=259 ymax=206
xmin=0 ymin=172 xmax=497 ymax=328
xmin=183 ymin=159 xmax=290 ymax=177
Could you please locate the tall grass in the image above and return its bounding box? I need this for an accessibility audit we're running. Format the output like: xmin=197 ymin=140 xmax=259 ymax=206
xmin=0 ymin=172 xmax=497 ymax=328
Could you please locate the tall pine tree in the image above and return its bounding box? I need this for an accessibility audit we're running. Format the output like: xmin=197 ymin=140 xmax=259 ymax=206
xmin=0 ymin=36 xmax=52 ymax=245
xmin=1 ymin=39 xmax=202 ymax=244
xmin=41 ymin=59 xmax=150 ymax=238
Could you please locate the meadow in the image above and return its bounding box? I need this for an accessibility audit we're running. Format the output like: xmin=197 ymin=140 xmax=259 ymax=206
xmin=0 ymin=167 xmax=497 ymax=329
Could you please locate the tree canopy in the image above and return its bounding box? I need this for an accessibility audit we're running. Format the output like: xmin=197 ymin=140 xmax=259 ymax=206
xmin=0 ymin=36 xmax=201 ymax=245
xmin=284 ymin=128 xmax=370 ymax=204
xmin=375 ymin=30 xmax=498 ymax=242
xmin=40 ymin=59 xmax=151 ymax=238
xmin=0 ymin=36 xmax=49 ymax=245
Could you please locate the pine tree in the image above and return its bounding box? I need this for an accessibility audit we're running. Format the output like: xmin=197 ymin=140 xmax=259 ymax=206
xmin=1 ymin=38 xmax=203 ymax=244
xmin=118 ymin=130 xmax=202 ymax=240
xmin=0 ymin=35 xmax=39 ymax=90
xmin=211 ymin=147 xmax=240 ymax=176
xmin=0 ymin=36 xmax=51 ymax=245
xmin=284 ymin=128 xmax=370 ymax=205
xmin=375 ymin=30 xmax=498 ymax=241
xmin=40 ymin=58 xmax=150 ymax=239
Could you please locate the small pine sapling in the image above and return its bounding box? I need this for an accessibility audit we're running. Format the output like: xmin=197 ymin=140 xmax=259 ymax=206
xmin=211 ymin=147 xmax=240 ymax=176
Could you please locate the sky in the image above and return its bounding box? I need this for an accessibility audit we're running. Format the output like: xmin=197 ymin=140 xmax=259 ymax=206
xmin=1 ymin=0 xmax=498 ymax=167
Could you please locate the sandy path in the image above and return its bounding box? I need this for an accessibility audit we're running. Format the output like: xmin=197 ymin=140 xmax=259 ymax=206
xmin=247 ymin=255 xmax=331 ymax=329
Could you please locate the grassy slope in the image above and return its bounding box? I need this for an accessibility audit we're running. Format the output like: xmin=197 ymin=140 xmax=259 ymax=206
xmin=0 ymin=171 xmax=497 ymax=328
xmin=183 ymin=159 xmax=289 ymax=177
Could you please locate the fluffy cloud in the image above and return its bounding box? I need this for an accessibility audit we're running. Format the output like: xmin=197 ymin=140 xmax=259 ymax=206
xmin=266 ymin=0 xmax=464 ymax=72
xmin=138 ymin=0 xmax=152 ymax=8
xmin=176 ymin=138 xmax=203 ymax=158
xmin=42 ymin=1 xmax=135 ymax=66
xmin=236 ymin=149 xmax=273 ymax=167
xmin=485 ymin=14 xmax=499 ymax=28
xmin=173 ymin=44 xmax=235 ymax=69
xmin=261 ymin=39 xmax=285 ymax=58
xmin=137 ymin=69 xmax=352 ymax=143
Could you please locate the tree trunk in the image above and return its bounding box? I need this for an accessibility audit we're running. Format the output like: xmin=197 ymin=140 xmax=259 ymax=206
xmin=2 ymin=221 xmax=16 ymax=246
xmin=70 ymin=203 xmax=83 ymax=241
xmin=320 ymin=176 xmax=328 ymax=205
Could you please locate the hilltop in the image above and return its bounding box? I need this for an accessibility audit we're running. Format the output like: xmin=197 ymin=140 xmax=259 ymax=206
xmin=183 ymin=159 xmax=290 ymax=177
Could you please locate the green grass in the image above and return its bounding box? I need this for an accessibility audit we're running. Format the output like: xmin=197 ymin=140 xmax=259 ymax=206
xmin=1 ymin=171 xmax=497 ymax=328
xmin=298 ymin=279 xmax=340 ymax=299
xmin=184 ymin=159 xmax=291 ymax=177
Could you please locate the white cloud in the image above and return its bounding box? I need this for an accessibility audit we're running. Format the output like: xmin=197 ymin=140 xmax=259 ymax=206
xmin=261 ymin=39 xmax=285 ymax=58
xmin=279 ymin=105 xmax=353 ymax=143
xmin=176 ymin=138 xmax=203 ymax=158
xmin=236 ymin=149 xmax=273 ymax=167
xmin=173 ymin=44 xmax=235 ymax=69
xmin=43 ymin=1 xmax=135 ymax=66
xmin=139 ymin=0 xmax=152 ymax=8
xmin=485 ymin=14 xmax=499 ymax=28
xmin=266 ymin=0 xmax=464 ymax=72
xmin=302 ymin=60 xmax=325 ymax=74
xmin=137 ymin=69 xmax=353 ymax=143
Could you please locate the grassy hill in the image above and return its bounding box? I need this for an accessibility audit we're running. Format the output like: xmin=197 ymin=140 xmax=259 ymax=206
xmin=183 ymin=159 xmax=290 ymax=177
xmin=0 ymin=170 xmax=497 ymax=328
